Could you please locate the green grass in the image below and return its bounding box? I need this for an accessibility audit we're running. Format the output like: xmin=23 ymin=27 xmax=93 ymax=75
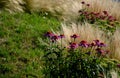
xmin=0 ymin=12 xmax=60 ymax=78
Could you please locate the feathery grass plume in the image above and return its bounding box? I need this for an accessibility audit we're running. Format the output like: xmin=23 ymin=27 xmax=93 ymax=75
xmin=85 ymin=0 xmax=120 ymax=21
xmin=0 ymin=0 xmax=25 ymax=13
xmin=56 ymin=0 xmax=83 ymax=21
xmin=109 ymin=29 xmax=120 ymax=60
xmin=24 ymin=0 xmax=82 ymax=21
xmin=24 ymin=0 xmax=56 ymax=12
xmin=54 ymin=22 xmax=108 ymax=47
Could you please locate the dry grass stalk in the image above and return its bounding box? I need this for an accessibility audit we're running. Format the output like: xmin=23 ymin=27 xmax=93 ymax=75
xmin=109 ymin=29 xmax=120 ymax=60
xmin=0 ymin=0 xmax=25 ymax=13
xmin=24 ymin=0 xmax=83 ymax=20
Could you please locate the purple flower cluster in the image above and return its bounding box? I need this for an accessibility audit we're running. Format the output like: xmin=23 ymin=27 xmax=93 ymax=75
xmin=79 ymin=1 xmax=117 ymax=26
xmin=79 ymin=40 xmax=89 ymax=48
xmin=44 ymin=32 xmax=109 ymax=56
xmin=44 ymin=31 xmax=65 ymax=42
xmin=93 ymin=40 xmax=106 ymax=47
xmin=44 ymin=31 xmax=54 ymax=38
xmin=58 ymin=34 xmax=65 ymax=38
xmin=69 ymin=34 xmax=109 ymax=55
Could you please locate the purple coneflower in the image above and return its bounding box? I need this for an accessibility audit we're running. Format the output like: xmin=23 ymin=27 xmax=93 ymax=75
xmin=94 ymin=39 xmax=100 ymax=46
xmin=100 ymin=15 xmax=106 ymax=20
xmin=51 ymin=35 xmax=59 ymax=42
xmin=71 ymin=34 xmax=80 ymax=39
xmin=83 ymin=11 xmax=89 ymax=16
xmin=58 ymin=34 xmax=65 ymax=39
xmin=94 ymin=40 xmax=106 ymax=47
xmin=79 ymin=40 xmax=89 ymax=48
xmin=90 ymin=42 xmax=96 ymax=47
xmin=69 ymin=42 xmax=78 ymax=49
xmin=96 ymin=48 xmax=104 ymax=55
xmin=103 ymin=11 xmax=108 ymax=16
xmin=108 ymin=16 xmax=114 ymax=22
xmin=98 ymin=42 xmax=106 ymax=47
xmin=44 ymin=31 xmax=54 ymax=38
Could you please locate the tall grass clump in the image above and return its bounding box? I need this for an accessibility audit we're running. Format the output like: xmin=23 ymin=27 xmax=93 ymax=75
xmin=109 ymin=29 xmax=120 ymax=60
xmin=0 ymin=0 xmax=25 ymax=13
xmin=0 ymin=0 xmax=83 ymax=20
xmin=55 ymin=23 xmax=108 ymax=47
xmin=24 ymin=0 xmax=83 ymax=21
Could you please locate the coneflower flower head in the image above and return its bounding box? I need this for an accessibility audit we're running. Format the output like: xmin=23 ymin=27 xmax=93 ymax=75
xmin=94 ymin=39 xmax=100 ymax=45
xmin=90 ymin=42 xmax=96 ymax=47
xmin=99 ymin=42 xmax=106 ymax=47
xmin=51 ymin=35 xmax=59 ymax=42
xmin=58 ymin=34 xmax=65 ymax=39
xmin=96 ymin=48 xmax=104 ymax=55
xmin=70 ymin=34 xmax=80 ymax=39
xmin=103 ymin=11 xmax=108 ymax=16
xmin=44 ymin=31 xmax=54 ymax=38
xmin=79 ymin=40 xmax=89 ymax=48
xmin=69 ymin=42 xmax=78 ymax=49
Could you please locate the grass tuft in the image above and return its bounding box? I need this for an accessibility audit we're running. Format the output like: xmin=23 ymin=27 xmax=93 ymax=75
xmin=109 ymin=29 xmax=120 ymax=60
